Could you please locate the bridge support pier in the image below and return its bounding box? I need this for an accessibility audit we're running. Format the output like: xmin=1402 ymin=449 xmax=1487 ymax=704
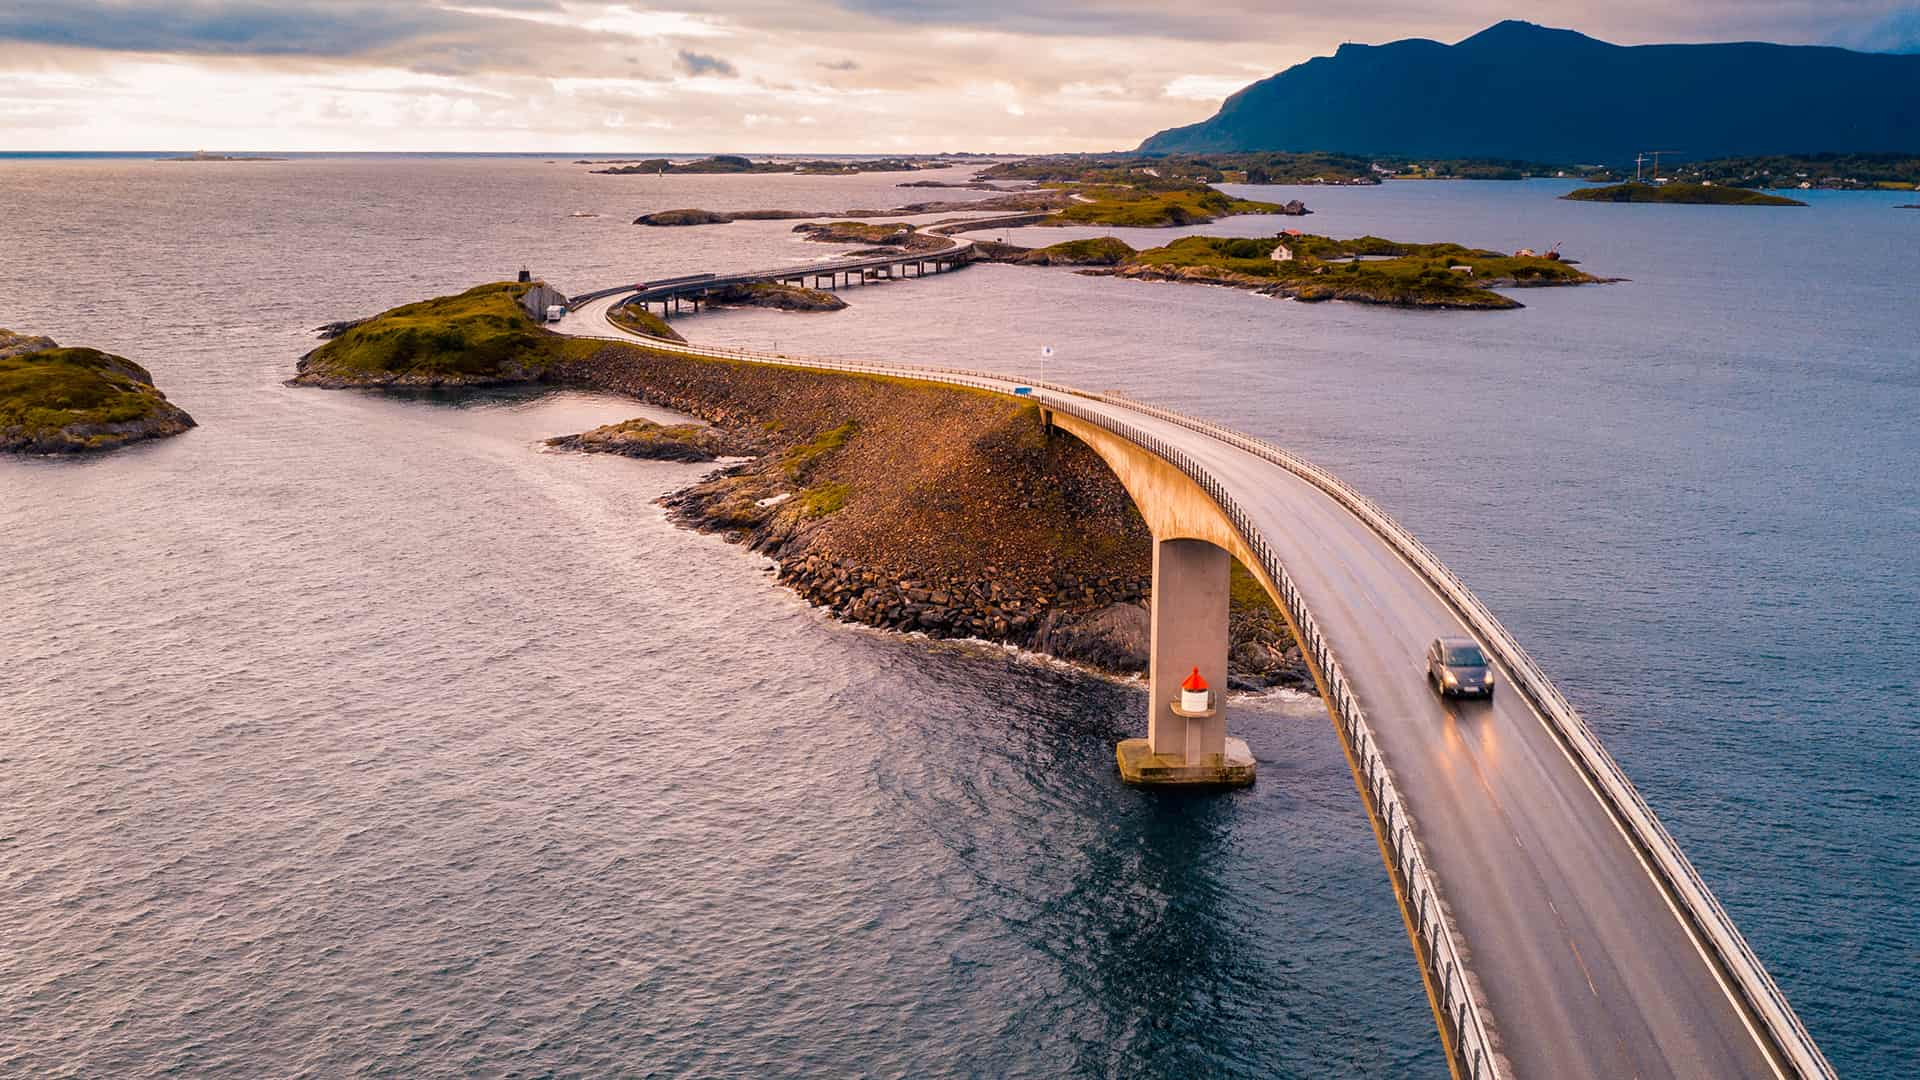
xmin=1117 ymin=537 xmax=1255 ymax=788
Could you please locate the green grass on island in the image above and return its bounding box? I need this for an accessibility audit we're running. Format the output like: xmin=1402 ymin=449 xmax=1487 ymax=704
xmin=1 ymin=338 xmax=195 ymax=452
xmin=608 ymin=303 xmax=686 ymax=341
xmin=1563 ymin=182 xmax=1806 ymax=206
xmin=1016 ymin=237 xmax=1137 ymax=266
xmin=295 ymin=282 xmax=568 ymax=386
xmin=1115 ymin=233 xmax=1596 ymax=309
xmin=1050 ymin=184 xmax=1286 ymax=227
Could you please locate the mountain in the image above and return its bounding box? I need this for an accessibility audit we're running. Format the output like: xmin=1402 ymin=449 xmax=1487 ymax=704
xmin=1138 ymin=21 xmax=1920 ymax=162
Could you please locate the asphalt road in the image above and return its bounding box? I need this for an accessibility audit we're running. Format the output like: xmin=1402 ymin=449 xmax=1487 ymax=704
xmin=555 ymin=296 xmax=1785 ymax=1079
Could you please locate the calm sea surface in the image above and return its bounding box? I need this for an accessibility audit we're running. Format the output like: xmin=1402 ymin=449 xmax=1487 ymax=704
xmin=1 ymin=159 xmax=1914 ymax=1078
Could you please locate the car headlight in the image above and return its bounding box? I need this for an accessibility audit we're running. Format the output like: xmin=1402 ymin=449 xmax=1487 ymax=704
xmin=1444 ymin=672 xmax=1458 ymax=686
xmin=1485 ymin=671 xmax=1495 ymax=684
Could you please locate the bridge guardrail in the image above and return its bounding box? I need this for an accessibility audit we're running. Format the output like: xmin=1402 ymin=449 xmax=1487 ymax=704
xmin=1032 ymin=393 xmax=1509 ymax=1080
xmin=1063 ymin=393 xmax=1837 ymax=1080
xmin=563 ymin=317 xmax=1507 ymax=1079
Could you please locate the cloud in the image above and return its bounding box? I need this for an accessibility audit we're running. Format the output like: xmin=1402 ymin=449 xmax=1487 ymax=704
xmin=676 ymin=48 xmax=737 ymax=77
xmin=0 ymin=1 xmax=495 ymax=57
xmin=5 ymin=1 xmax=1919 ymax=152
xmin=831 ymin=0 xmax=1254 ymax=41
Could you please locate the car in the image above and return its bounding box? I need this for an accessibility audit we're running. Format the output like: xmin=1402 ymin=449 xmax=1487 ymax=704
xmin=1427 ymin=636 xmax=1495 ymax=699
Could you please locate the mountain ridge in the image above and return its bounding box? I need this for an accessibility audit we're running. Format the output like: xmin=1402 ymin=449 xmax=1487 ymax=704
xmin=1139 ymin=21 xmax=1920 ymax=162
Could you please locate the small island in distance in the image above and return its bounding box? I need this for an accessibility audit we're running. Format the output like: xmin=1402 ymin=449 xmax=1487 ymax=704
xmin=163 ymin=150 xmax=286 ymax=162
xmin=1563 ymin=182 xmax=1806 ymax=206
xmin=589 ymin=154 xmax=928 ymax=175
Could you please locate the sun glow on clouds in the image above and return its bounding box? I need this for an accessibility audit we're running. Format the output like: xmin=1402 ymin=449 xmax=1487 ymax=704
xmin=1163 ymin=73 xmax=1259 ymax=101
xmin=3 ymin=2 xmax=1912 ymax=151
xmin=443 ymin=4 xmax=734 ymax=40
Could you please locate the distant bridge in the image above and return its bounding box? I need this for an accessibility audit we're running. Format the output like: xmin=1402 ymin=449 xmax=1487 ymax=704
xmin=569 ymin=212 xmax=1048 ymax=319
xmin=551 ymin=251 xmax=1835 ymax=1080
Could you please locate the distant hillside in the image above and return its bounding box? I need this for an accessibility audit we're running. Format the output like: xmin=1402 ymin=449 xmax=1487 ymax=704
xmin=1139 ymin=21 xmax=1920 ymax=162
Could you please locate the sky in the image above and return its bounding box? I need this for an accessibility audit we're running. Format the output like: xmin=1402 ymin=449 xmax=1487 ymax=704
xmin=3 ymin=2 xmax=1917 ymax=152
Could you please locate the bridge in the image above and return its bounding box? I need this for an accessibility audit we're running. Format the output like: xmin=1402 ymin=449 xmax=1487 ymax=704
xmin=553 ymin=269 xmax=1835 ymax=1079
xmin=571 ymin=215 xmax=1047 ymax=320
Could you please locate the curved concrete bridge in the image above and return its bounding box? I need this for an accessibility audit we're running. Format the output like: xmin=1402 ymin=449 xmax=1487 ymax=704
xmin=554 ymin=283 xmax=1834 ymax=1080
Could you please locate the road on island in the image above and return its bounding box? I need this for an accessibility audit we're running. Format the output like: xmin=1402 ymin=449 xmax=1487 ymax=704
xmin=553 ymin=289 xmax=1811 ymax=1080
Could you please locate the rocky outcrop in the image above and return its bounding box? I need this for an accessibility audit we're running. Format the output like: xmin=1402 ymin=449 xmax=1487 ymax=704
xmin=792 ymin=221 xmax=956 ymax=253
xmin=1105 ymin=263 xmax=1276 ymax=290
xmin=0 ymin=331 xmax=57 ymax=360
xmin=1014 ymin=237 xmax=1136 ymax=267
xmin=1032 ymin=602 xmax=1150 ymax=672
xmin=707 ymin=283 xmax=848 ymax=312
xmin=312 ymin=318 xmax=368 ymax=340
xmin=544 ymin=417 xmax=761 ymax=462
xmin=2 ymin=331 xmax=195 ymax=454
xmin=634 ymin=208 xmax=734 ymax=225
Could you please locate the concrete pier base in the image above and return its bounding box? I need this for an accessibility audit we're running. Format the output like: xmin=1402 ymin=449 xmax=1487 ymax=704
xmin=1115 ymin=536 xmax=1255 ymax=788
xmin=1116 ymin=737 xmax=1256 ymax=787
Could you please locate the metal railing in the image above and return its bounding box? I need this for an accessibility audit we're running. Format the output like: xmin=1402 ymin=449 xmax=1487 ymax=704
xmin=1053 ymin=393 xmax=1837 ymax=1080
xmin=563 ymin=312 xmax=1834 ymax=1080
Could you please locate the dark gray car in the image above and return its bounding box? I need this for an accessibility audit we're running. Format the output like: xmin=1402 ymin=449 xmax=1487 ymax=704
xmin=1426 ymin=637 xmax=1495 ymax=699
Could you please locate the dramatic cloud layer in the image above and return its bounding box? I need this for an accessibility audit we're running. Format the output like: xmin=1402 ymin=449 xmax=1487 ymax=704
xmin=2 ymin=1 xmax=1914 ymax=150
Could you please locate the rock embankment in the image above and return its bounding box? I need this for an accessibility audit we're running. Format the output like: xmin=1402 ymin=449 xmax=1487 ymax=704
xmin=558 ymin=341 xmax=1308 ymax=686
xmin=1 ymin=330 xmax=195 ymax=453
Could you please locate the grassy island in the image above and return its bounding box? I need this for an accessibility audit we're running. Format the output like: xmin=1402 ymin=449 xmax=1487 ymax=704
xmin=793 ymin=221 xmax=955 ymax=252
xmin=1564 ymin=182 xmax=1806 ymax=206
xmin=706 ymin=282 xmax=847 ymax=312
xmin=1013 ymin=237 xmax=1137 ymax=266
xmin=292 ymin=282 xmax=574 ymax=387
xmin=1052 ymin=185 xmax=1292 ymax=227
xmin=608 ymin=304 xmax=685 ymax=341
xmin=2 ymin=331 xmax=195 ymax=453
xmin=545 ymin=418 xmax=754 ymax=462
xmin=1086 ymin=233 xmax=1598 ymax=309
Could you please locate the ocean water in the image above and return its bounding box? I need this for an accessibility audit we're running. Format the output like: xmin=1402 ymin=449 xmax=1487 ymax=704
xmin=1 ymin=160 xmax=1913 ymax=1077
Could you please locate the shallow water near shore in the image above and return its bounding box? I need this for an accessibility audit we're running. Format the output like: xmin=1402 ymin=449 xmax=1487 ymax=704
xmin=2 ymin=160 xmax=1915 ymax=1077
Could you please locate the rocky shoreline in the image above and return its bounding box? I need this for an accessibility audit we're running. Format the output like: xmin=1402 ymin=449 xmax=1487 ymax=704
xmin=2 ymin=330 xmax=196 ymax=454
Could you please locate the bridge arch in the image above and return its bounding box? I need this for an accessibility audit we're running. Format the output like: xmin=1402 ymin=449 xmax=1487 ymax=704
xmin=1044 ymin=407 xmax=1319 ymax=786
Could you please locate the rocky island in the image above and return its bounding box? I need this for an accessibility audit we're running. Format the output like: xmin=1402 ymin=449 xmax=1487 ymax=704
xmin=593 ymin=154 xmax=925 ymax=175
xmin=545 ymin=418 xmax=759 ymax=462
xmin=793 ymin=220 xmax=957 ymax=253
xmin=298 ymin=283 xmax=1309 ymax=688
xmin=291 ymin=281 xmax=573 ymax=387
xmin=1563 ymin=182 xmax=1806 ymax=206
xmin=163 ymin=150 xmax=285 ymax=162
xmin=992 ymin=232 xmax=1601 ymax=309
xmin=1 ymin=329 xmax=196 ymax=453
xmin=633 ymin=208 xmax=826 ymax=226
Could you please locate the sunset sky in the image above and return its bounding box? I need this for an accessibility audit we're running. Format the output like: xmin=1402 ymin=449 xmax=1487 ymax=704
xmin=5 ymin=1 xmax=1917 ymax=152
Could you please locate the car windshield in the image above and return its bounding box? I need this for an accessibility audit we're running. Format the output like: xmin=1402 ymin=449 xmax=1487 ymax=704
xmin=1444 ymin=645 xmax=1486 ymax=667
